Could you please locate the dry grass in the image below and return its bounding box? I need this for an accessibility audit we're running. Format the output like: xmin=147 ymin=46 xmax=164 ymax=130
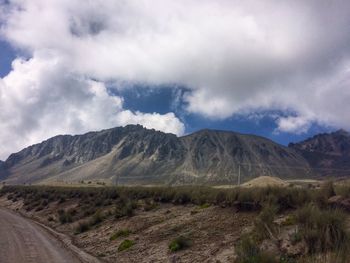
xmin=2 ymin=183 xmax=350 ymax=262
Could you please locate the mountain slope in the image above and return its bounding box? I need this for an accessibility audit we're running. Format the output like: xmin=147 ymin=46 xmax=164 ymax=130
xmin=0 ymin=125 xmax=312 ymax=185
xmin=178 ymin=129 xmax=312 ymax=183
xmin=0 ymin=161 xmax=6 ymax=180
xmin=289 ymin=129 xmax=350 ymax=176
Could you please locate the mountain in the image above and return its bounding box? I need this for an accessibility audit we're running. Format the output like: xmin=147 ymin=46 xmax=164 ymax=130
xmin=0 ymin=125 xmax=312 ymax=185
xmin=289 ymin=129 xmax=350 ymax=176
xmin=0 ymin=160 xmax=8 ymax=182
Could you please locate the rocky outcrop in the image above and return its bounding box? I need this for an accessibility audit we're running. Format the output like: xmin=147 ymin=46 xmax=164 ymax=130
xmin=1 ymin=125 xmax=312 ymax=185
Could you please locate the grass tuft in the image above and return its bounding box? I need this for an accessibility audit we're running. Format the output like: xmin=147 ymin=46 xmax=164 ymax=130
xmin=118 ymin=239 xmax=135 ymax=252
xmin=110 ymin=229 xmax=131 ymax=241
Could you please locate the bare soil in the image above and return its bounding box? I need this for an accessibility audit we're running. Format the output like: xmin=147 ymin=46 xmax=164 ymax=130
xmin=0 ymin=196 xmax=255 ymax=263
xmin=0 ymin=208 xmax=82 ymax=263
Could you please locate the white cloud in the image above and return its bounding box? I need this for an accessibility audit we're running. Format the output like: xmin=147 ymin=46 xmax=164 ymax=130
xmin=1 ymin=0 xmax=350 ymax=157
xmin=116 ymin=111 xmax=184 ymax=135
xmin=276 ymin=116 xmax=312 ymax=134
xmin=0 ymin=52 xmax=184 ymax=159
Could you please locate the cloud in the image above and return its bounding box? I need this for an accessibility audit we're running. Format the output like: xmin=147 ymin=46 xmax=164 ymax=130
xmin=275 ymin=116 xmax=312 ymax=134
xmin=1 ymin=0 xmax=350 ymax=157
xmin=0 ymin=52 xmax=184 ymax=159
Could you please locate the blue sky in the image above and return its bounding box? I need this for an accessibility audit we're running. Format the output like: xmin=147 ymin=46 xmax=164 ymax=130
xmin=0 ymin=40 xmax=15 ymax=77
xmin=0 ymin=0 xmax=349 ymax=159
xmin=111 ymin=84 xmax=333 ymax=145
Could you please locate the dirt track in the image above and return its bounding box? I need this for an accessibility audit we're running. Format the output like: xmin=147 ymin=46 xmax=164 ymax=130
xmin=0 ymin=208 xmax=82 ymax=263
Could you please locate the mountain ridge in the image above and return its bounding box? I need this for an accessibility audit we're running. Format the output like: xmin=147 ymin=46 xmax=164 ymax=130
xmin=2 ymin=126 xmax=350 ymax=185
xmin=0 ymin=125 xmax=316 ymax=185
xmin=289 ymin=129 xmax=350 ymax=176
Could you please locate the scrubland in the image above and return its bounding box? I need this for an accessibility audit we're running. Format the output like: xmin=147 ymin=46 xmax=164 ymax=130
xmin=1 ymin=182 xmax=350 ymax=262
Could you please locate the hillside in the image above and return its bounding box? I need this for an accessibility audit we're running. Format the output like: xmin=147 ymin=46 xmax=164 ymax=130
xmin=289 ymin=129 xmax=350 ymax=176
xmin=0 ymin=125 xmax=312 ymax=185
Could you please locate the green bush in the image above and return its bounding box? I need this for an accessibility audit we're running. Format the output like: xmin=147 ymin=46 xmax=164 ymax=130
xmin=199 ymin=203 xmax=210 ymax=209
xmin=118 ymin=239 xmax=134 ymax=252
xmin=110 ymin=229 xmax=131 ymax=240
xmin=169 ymin=236 xmax=192 ymax=252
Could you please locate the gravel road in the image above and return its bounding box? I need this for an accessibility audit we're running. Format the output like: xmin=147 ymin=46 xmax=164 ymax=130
xmin=0 ymin=208 xmax=82 ymax=263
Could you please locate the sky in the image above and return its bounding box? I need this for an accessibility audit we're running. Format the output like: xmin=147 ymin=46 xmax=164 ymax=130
xmin=0 ymin=0 xmax=349 ymax=160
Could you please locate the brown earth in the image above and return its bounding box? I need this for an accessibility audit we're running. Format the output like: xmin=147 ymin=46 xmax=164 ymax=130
xmin=0 ymin=208 xmax=82 ymax=263
xmin=0 ymin=196 xmax=255 ymax=263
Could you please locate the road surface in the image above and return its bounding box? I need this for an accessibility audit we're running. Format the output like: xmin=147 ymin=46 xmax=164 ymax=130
xmin=0 ymin=208 xmax=82 ymax=263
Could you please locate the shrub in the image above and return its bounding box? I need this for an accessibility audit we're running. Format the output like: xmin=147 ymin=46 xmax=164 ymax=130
xmin=173 ymin=191 xmax=191 ymax=204
xmin=118 ymin=239 xmax=135 ymax=252
xmin=110 ymin=229 xmax=131 ymax=241
xmin=296 ymin=204 xmax=349 ymax=254
xmin=235 ymin=235 xmax=278 ymax=263
xmin=0 ymin=184 xmax=316 ymax=210
xmin=143 ymin=199 xmax=158 ymax=211
xmin=169 ymin=236 xmax=192 ymax=252
xmin=74 ymin=221 xmax=90 ymax=234
xmin=89 ymin=211 xmax=103 ymax=226
xmin=58 ymin=209 xmax=73 ymax=224
xmin=199 ymin=203 xmax=210 ymax=209
xmin=115 ymin=201 xmax=135 ymax=218
xmin=253 ymin=204 xmax=277 ymax=241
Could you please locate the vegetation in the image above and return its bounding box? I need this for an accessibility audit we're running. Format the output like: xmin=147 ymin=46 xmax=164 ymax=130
xmin=253 ymin=204 xmax=278 ymax=241
xmin=118 ymin=239 xmax=135 ymax=252
xmin=110 ymin=229 xmax=131 ymax=241
xmin=74 ymin=220 xmax=90 ymax=234
xmin=114 ymin=199 xmax=136 ymax=218
xmin=0 ymin=184 xmax=319 ymax=211
xmin=295 ymin=204 xmax=348 ymax=254
xmin=58 ymin=209 xmax=74 ymax=224
xmin=169 ymin=236 xmax=192 ymax=252
xmin=235 ymin=235 xmax=278 ymax=263
xmin=2 ymin=183 xmax=350 ymax=261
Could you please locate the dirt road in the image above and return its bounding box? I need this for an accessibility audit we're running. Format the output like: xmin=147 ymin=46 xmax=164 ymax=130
xmin=0 ymin=208 xmax=82 ymax=263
